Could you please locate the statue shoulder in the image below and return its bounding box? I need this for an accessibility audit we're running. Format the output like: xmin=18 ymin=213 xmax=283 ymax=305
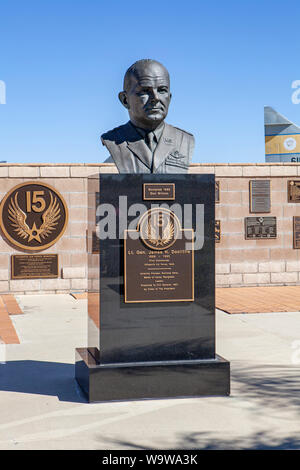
xmin=165 ymin=123 xmax=194 ymax=142
xmin=164 ymin=123 xmax=195 ymax=162
xmin=101 ymin=122 xmax=131 ymax=146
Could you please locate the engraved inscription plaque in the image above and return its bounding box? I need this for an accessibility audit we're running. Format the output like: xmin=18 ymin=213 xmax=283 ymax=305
xmin=143 ymin=183 xmax=175 ymax=200
xmin=125 ymin=207 xmax=193 ymax=302
xmin=125 ymin=233 xmax=194 ymax=303
xmin=215 ymin=220 xmax=221 ymax=243
xmin=249 ymin=180 xmax=271 ymax=213
xmin=293 ymin=216 xmax=300 ymax=248
xmin=11 ymin=254 xmax=59 ymax=279
xmin=288 ymin=181 xmax=300 ymax=202
xmin=245 ymin=216 xmax=276 ymax=239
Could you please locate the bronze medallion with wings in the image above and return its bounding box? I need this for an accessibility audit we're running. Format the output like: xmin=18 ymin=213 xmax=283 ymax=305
xmin=138 ymin=208 xmax=180 ymax=251
xmin=0 ymin=182 xmax=68 ymax=251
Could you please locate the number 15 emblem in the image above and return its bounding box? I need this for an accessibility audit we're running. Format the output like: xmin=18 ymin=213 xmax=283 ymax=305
xmin=0 ymin=182 xmax=68 ymax=251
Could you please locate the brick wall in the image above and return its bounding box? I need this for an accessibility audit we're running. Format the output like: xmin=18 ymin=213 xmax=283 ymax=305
xmin=194 ymin=163 xmax=300 ymax=288
xmin=0 ymin=162 xmax=300 ymax=293
xmin=0 ymin=163 xmax=117 ymax=294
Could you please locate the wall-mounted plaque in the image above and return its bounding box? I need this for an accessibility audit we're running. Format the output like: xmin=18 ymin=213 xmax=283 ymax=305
xmin=245 ymin=216 xmax=276 ymax=239
xmin=293 ymin=216 xmax=300 ymax=248
xmin=288 ymin=181 xmax=300 ymax=202
xmin=0 ymin=182 xmax=68 ymax=252
xmin=215 ymin=181 xmax=220 ymax=203
xmin=124 ymin=208 xmax=194 ymax=303
xmin=249 ymin=180 xmax=271 ymax=213
xmin=143 ymin=183 xmax=175 ymax=200
xmin=11 ymin=254 xmax=59 ymax=279
xmin=215 ymin=220 xmax=221 ymax=243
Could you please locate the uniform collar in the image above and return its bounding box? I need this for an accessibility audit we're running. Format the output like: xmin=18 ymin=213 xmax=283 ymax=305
xmin=129 ymin=121 xmax=165 ymax=143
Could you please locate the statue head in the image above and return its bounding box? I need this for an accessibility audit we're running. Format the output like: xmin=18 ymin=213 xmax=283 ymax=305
xmin=118 ymin=59 xmax=172 ymax=131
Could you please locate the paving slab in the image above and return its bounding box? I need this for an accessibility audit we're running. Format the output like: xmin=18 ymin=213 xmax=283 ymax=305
xmin=216 ymin=286 xmax=300 ymax=313
xmin=0 ymin=294 xmax=299 ymax=450
xmin=0 ymin=296 xmax=20 ymax=344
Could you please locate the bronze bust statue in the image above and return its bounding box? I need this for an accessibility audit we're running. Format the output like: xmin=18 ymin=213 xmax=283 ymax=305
xmin=101 ymin=59 xmax=194 ymax=173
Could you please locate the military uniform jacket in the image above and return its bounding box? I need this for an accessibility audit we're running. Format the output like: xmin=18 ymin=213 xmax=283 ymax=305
xmin=101 ymin=121 xmax=194 ymax=173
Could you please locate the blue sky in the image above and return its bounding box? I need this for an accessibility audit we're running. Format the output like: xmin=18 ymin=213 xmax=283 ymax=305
xmin=1 ymin=0 xmax=300 ymax=164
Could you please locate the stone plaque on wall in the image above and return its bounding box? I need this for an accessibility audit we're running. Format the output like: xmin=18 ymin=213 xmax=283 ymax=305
xmin=245 ymin=216 xmax=276 ymax=239
xmin=11 ymin=254 xmax=59 ymax=279
xmin=249 ymin=180 xmax=271 ymax=213
xmin=293 ymin=216 xmax=300 ymax=248
xmin=288 ymin=181 xmax=300 ymax=202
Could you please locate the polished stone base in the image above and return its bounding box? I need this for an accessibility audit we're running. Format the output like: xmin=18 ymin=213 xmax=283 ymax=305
xmin=75 ymin=348 xmax=230 ymax=402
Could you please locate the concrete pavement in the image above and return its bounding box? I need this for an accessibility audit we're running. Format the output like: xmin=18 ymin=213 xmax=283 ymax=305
xmin=0 ymin=294 xmax=300 ymax=450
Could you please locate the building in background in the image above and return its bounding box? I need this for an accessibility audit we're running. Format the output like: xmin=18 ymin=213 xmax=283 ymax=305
xmin=265 ymin=106 xmax=300 ymax=162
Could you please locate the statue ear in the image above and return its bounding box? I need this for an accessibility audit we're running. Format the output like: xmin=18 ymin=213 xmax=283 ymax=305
xmin=119 ymin=91 xmax=129 ymax=109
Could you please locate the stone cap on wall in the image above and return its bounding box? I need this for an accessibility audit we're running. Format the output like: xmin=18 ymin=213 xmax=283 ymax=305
xmin=0 ymin=162 xmax=300 ymax=177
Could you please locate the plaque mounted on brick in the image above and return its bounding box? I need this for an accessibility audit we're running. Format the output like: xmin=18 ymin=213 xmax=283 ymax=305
xmin=245 ymin=216 xmax=276 ymax=239
xmin=249 ymin=180 xmax=271 ymax=213
xmin=11 ymin=254 xmax=59 ymax=279
xmin=215 ymin=181 xmax=220 ymax=203
xmin=293 ymin=216 xmax=300 ymax=248
xmin=0 ymin=182 xmax=68 ymax=252
xmin=76 ymin=173 xmax=230 ymax=402
xmin=215 ymin=220 xmax=221 ymax=243
xmin=288 ymin=181 xmax=300 ymax=202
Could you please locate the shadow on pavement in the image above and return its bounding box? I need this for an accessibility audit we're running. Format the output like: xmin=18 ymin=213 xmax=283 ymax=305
xmin=231 ymin=363 xmax=300 ymax=412
xmin=95 ymin=363 xmax=300 ymax=450
xmin=174 ymin=431 xmax=300 ymax=450
xmin=0 ymin=360 xmax=87 ymax=403
xmin=95 ymin=431 xmax=300 ymax=450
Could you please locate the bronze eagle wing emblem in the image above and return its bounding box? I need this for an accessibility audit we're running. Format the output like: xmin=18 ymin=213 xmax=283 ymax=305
xmin=7 ymin=191 xmax=61 ymax=243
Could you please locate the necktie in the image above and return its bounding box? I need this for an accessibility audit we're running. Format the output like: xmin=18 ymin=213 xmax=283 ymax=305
xmin=146 ymin=132 xmax=156 ymax=153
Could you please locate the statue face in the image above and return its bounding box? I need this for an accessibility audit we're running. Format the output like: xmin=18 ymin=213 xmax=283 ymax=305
xmin=120 ymin=62 xmax=172 ymax=130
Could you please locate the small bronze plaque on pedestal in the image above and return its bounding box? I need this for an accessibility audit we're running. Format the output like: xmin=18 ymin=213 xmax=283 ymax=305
xmin=143 ymin=183 xmax=175 ymax=200
xmin=249 ymin=180 xmax=271 ymax=213
xmin=11 ymin=254 xmax=59 ymax=279
xmin=293 ymin=216 xmax=300 ymax=248
xmin=245 ymin=216 xmax=276 ymax=239
xmin=288 ymin=181 xmax=300 ymax=202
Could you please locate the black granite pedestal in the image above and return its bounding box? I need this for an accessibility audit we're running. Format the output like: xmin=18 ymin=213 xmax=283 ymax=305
xmin=76 ymin=174 xmax=230 ymax=402
xmin=76 ymin=348 xmax=230 ymax=402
